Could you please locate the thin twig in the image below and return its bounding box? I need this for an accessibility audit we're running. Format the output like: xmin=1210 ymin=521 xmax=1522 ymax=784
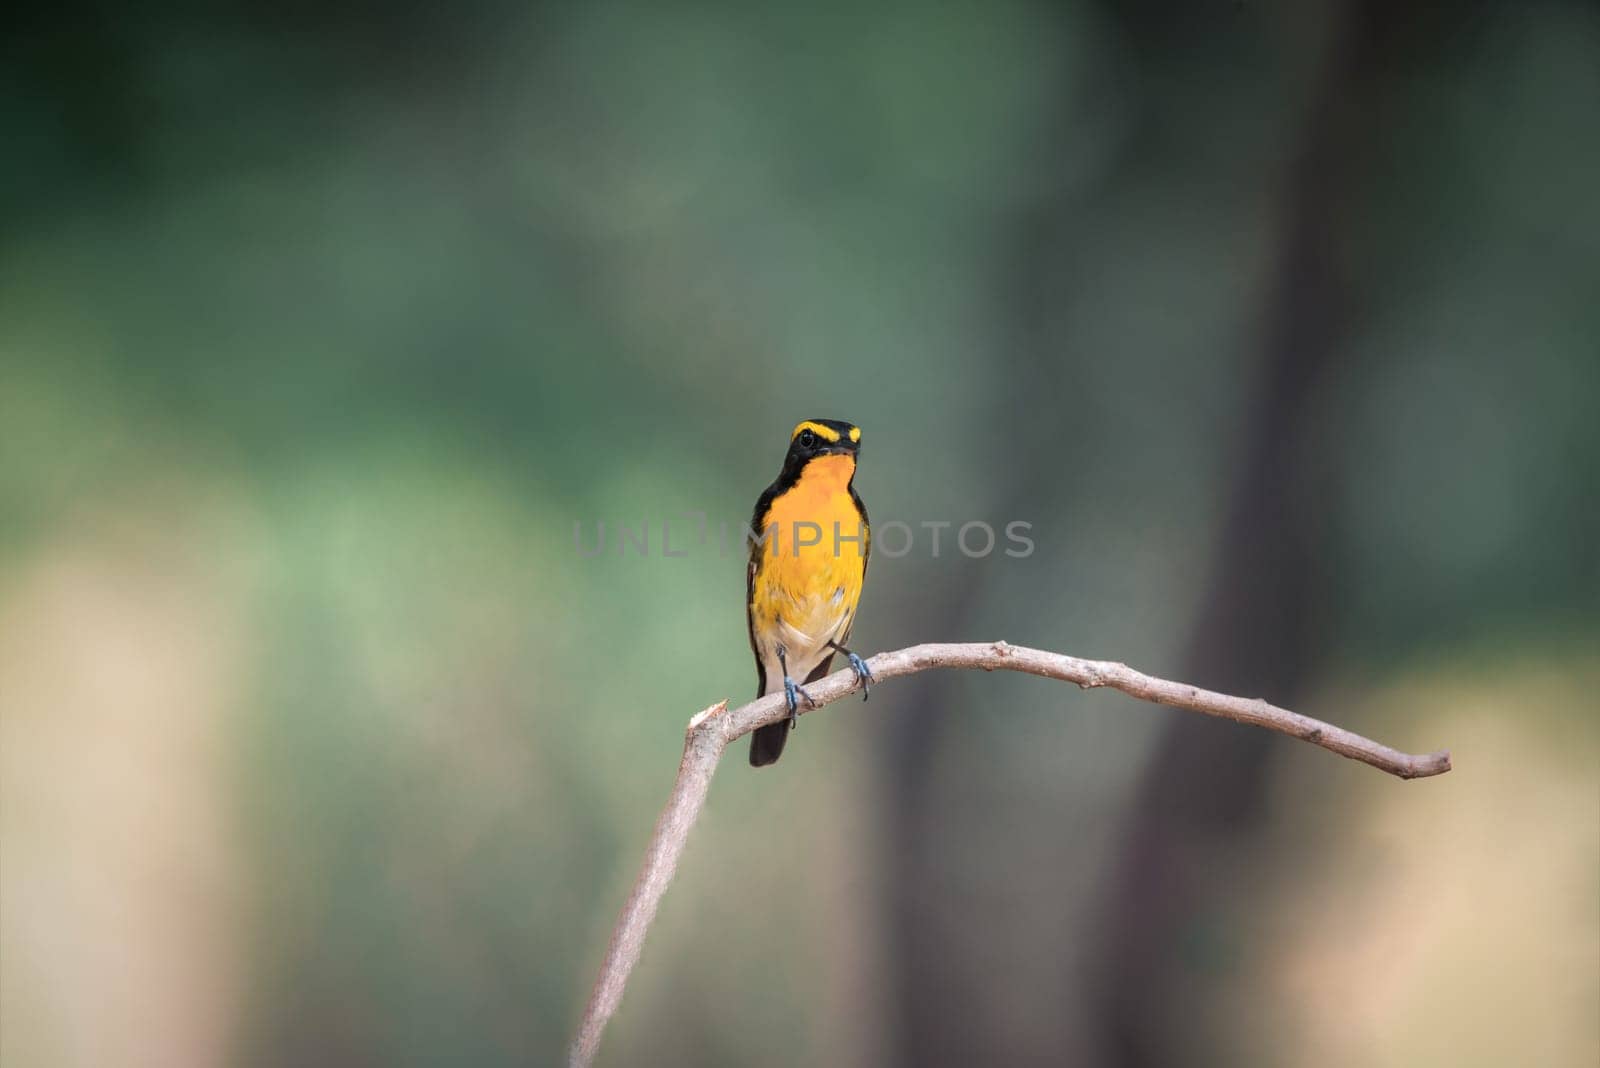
xmin=568 ymin=640 xmax=1451 ymax=1066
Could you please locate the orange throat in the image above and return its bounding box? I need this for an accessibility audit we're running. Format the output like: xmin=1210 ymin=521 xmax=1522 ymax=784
xmin=765 ymin=455 xmax=857 ymax=528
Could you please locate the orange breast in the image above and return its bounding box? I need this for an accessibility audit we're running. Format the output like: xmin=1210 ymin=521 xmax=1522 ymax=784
xmin=751 ymin=455 xmax=866 ymax=653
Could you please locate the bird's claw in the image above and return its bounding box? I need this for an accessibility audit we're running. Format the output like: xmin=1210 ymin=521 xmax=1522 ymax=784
xmin=782 ymin=675 xmax=815 ymax=728
xmin=846 ymin=652 xmax=874 ymax=700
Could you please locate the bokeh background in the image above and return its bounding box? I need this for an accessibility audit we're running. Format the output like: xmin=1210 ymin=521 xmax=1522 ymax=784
xmin=3 ymin=1 xmax=1597 ymax=1065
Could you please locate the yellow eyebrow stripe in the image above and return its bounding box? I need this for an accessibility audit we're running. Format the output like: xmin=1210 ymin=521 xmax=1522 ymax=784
xmin=792 ymin=420 xmax=842 ymax=443
xmin=848 ymin=426 xmax=861 ymax=443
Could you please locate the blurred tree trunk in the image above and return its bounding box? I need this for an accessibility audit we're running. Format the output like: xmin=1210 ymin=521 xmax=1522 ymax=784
xmin=879 ymin=1 xmax=1396 ymax=1064
xmin=1086 ymin=2 xmax=1385 ymax=1064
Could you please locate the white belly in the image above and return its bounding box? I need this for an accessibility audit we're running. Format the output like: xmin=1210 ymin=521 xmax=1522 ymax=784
xmin=757 ymin=593 xmax=851 ymax=694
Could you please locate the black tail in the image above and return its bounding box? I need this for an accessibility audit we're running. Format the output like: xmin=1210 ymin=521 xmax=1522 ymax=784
xmin=748 ymin=720 xmax=790 ymax=767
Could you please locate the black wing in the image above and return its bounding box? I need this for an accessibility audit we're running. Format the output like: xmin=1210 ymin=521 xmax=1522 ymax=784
xmin=745 ymin=478 xmax=782 ymax=698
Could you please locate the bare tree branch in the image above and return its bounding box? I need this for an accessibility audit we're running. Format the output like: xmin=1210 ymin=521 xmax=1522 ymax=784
xmin=568 ymin=640 xmax=1451 ymax=1066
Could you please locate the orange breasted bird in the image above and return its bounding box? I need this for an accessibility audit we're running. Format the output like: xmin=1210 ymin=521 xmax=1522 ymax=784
xmin=747 ymin=419 xmax=873 ymax=767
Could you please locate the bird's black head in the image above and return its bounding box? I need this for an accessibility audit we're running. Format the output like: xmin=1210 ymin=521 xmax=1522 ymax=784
xmin=786 ymin=418 xmax=860 ymax=461
xmin=773 ymin=418 xmax=862 ymax=484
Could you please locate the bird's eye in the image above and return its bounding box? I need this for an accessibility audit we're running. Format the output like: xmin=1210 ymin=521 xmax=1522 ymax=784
xmin=798 ymin=429 xmax=817 ymax=448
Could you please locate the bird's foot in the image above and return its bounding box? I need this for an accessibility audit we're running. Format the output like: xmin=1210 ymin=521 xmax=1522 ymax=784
xmin=782 ymin=675 xmax=815 ymax=728
xmin=846 ymin=652 xmax=874 ymax=700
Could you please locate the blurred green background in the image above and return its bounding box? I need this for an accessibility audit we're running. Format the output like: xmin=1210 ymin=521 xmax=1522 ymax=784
xmin=3 ymin=1 xmax=1597 ymax=1065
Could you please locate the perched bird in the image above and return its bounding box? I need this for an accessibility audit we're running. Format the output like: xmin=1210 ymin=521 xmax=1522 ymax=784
xmin=747 ymin=419 xmax=873 ymax=767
